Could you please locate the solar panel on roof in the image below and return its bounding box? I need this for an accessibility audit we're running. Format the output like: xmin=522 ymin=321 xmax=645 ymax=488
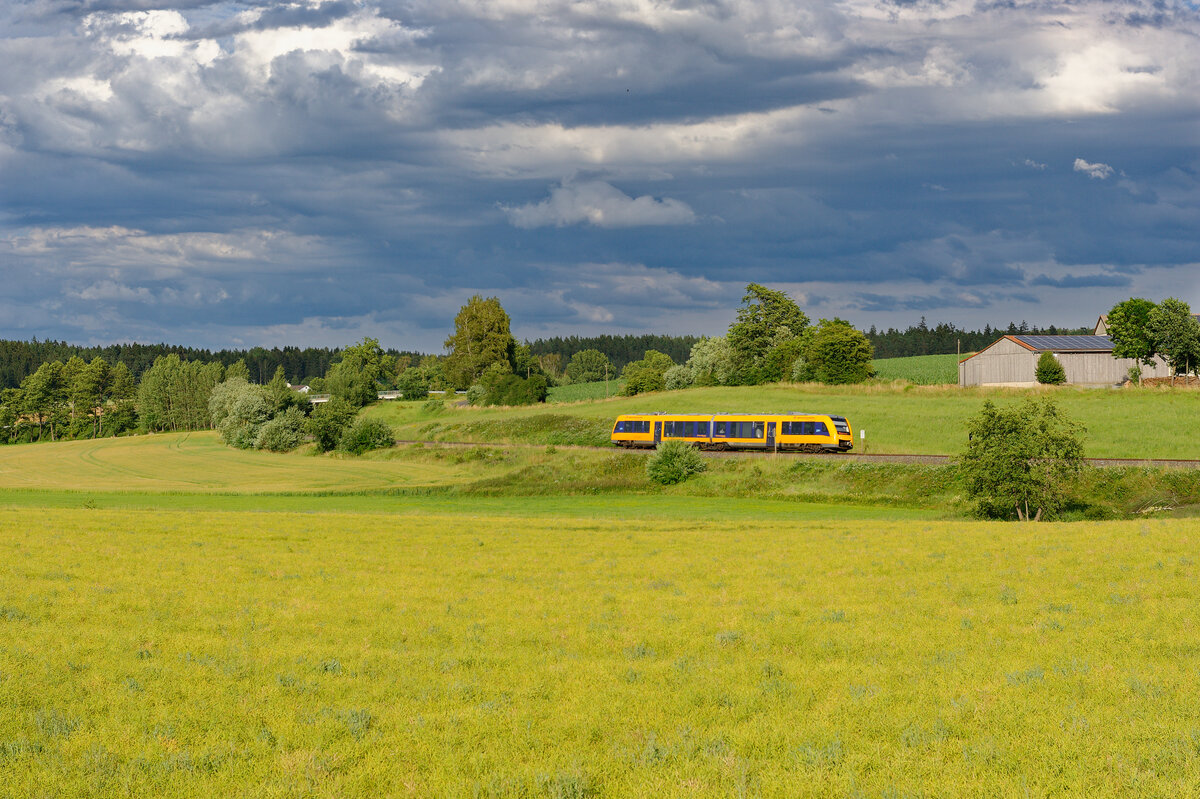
xmin=1013 ymin=335 xmax=1114 ymax=352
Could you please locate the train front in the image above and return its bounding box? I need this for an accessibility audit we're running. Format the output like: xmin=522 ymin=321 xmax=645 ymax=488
xmin=830 ymin=416 xmax=853 ymax=451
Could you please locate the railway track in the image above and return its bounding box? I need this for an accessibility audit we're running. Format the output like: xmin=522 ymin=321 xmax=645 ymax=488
xmin=394 ymin=440 xmax=1200 ymax=470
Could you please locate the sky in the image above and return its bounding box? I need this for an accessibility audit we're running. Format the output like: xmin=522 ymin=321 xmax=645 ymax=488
xmin=2 ymin=0 xmax=1199 ymax=352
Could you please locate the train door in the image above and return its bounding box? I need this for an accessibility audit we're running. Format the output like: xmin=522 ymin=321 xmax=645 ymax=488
xmin=766 ymin=421 xmax=776 ymax=450
xmin=653 ymin=421 xmax=662 ymax=445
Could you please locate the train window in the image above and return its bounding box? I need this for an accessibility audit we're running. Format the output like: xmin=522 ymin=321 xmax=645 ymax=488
xmin=813 ymin=422 xmax=827 ymax=436
xmin=616 ymin=421 xmax=626 ymax=433
xmin=638 ymin=421 xmax=648 ymax=433
xmin=713 ymin=421 xmax=726 ymax=437
xmin=752 ymin=421 xmax=764 ymax=439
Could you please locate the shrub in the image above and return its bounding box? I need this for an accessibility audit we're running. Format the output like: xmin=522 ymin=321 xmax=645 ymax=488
xmin=474 ymin=372 xmax=548 ymax=406
xmin=305 ymin=397 xmax=356 ymax=452
xmin=663 ymin=364 xmax=693 ymax=390
xmin=397 ymin=368 xmax=431 ymax=401
xmin=802 ymin=319 xmax=874 ymax=384
xmin=646 ymin=441 xmax=707 ymax=485
xmin=959 ymin=398 xmax=1084 ymax=520
xmin=1035 ymin=351 xmax=1066 ymax=385
xmin=339 ymin=417 xmax=395 ymax=455
xmin=216 ymin=383 xmax=272 ymax=449
xmin=256 ymin=406 xmax=306 ymax=452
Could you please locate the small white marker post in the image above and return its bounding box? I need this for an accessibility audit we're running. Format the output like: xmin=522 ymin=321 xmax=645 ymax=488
xmin=860 ymin=428 xmax=866 ymax=454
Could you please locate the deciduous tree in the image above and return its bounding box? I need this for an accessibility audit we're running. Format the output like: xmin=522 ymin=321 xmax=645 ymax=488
xmin=325 ymin=338 xmax=393 ymax=407
xmin=564 ymin=349 xmax=613 ymax=384
xmin=1148 ymin=297 xmax=1200 ymax=379
xmin=960 ymin=398 xmax=1084 ymax=521
xmin=726 ymin=284 xmax=808 ymax=383
xmin=443 ymin=296 xmax=517 ymax=389
xmin=1107 ymin=298 xmax=1158 ymax=370
xmin=621 ymin=350 xmax=674 ymax=395
xmin=801 ymin=320 xmax=874 ymax=384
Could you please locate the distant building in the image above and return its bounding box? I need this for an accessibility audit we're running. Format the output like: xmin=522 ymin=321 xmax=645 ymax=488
xmin=958 ymin=334 xmax=1171 ymax=387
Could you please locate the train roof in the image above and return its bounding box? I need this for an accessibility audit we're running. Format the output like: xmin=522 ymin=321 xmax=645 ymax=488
xmin=614 ymin=411 xmax=845 ymax=417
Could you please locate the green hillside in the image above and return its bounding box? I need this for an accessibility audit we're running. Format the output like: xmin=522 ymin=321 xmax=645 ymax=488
xmin=377 ymin=383 xmax=1200 ymax=460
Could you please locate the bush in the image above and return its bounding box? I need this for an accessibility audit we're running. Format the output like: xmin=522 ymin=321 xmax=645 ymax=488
xmin=663 ymin=364 xmax=693 ymax=391
xmin=959 ymin=398 xmax=1084 ymax=520
xmin=305 ymin=397 xmax=356 ymax=452
xmin=339 ymin=417 xmax=395 ymax=455
xmin=1035 ymin=351 xmax=1066 ymax=385
xmin=397 ymin=368 xmax=431 ymax=401
xmin=216 ymin=383 xmax=272 ymax=449
xmin=256 ymin=406 xmax=306 ymax=452
xmin=802 ymin=319 xmax=874 ymax=384
xmin=474 ymin=372 xmax=548 ymax=406
xmin=646 ymin=441 xmax=707 ymax=485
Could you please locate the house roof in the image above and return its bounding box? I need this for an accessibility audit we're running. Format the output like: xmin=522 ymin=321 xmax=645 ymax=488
xmin=1010 ymin=334 xmax=1114 ymax=352
xmin=960 ymin=334 xmax=1114 ymax=363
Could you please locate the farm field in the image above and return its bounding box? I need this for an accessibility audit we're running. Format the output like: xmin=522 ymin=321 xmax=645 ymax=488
xmin=870 ymin=353 xmax=969 ymax=385
xmin=2 ymin=507 xmax=1198 ymax=797
xmin=373 ymin=382 xmax=1200 ymax=460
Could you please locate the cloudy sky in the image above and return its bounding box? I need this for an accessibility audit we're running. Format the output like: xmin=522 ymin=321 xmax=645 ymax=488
xmin=2 ymin=0 xmax=1198 ymax=351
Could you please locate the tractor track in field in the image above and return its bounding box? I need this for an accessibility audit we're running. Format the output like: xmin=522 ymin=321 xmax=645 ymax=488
xmin=393 ymin=440 xmax=1200 ymax=470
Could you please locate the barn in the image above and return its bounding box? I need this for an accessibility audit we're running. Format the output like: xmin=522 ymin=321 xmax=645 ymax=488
xmin=958 ymin=334 xmax=1172 ymax=387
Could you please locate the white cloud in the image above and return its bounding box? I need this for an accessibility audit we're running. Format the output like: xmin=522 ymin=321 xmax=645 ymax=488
xmin=503 ymin=181 xmax=696 ymax=228
xmin=4 ymin=226 xmax=332 ymax=272
xmin=1074 ymin=158 xmax=1114 ymax=179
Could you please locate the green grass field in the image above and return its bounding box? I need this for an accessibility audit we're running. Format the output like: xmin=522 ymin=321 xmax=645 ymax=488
xmin=372 ymin=382 xmax=1200 ymax=459
xmin=871 ymin=353 xmax=969 ymax=385
xmin=547 ymin=380 xmax=624 ymax=403
xmin=3 ymin=404 xmax=1200 ymax=796
xmin=3 ymin=507 xmax=1199 ymax=797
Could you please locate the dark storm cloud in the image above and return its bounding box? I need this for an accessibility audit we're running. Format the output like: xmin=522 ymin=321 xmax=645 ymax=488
xmin=2 ymin=0 xmax=1199 ymax=349
xmin=1030 ymin=272 xmax=1134 ymax=289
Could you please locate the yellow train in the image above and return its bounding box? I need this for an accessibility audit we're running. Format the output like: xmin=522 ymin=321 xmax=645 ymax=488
xmin=610 ymin=412 xmax=854 ymax=453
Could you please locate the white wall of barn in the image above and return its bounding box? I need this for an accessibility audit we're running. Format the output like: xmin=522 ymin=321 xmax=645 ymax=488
xmin=958 ymin=339 xmax=1172 ymax=387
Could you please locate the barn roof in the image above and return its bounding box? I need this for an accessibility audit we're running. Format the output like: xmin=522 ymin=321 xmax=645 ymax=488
xmin=1011 ymin=334 xmax=1114 ymax=352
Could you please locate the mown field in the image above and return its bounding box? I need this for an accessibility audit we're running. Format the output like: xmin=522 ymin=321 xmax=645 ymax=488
xmin=3 ymin=507 xmax=1199 ymax=797
xmin=374 ymin=382 xmax=1200 ymax=460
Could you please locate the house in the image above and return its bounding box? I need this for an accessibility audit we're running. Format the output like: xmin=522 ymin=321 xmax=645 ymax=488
xmin=958 ymin=334 xmax=1171 ymax=387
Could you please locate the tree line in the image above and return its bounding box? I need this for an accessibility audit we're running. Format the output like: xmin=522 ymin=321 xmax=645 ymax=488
xmin=0 ymin=339 xmax=424 ymax=390
xmin=866 ymin=319 xmax=1091 ymax=359
xmin=525 ymin=334 xmax=700 ymax=374
xmin=3 ymin=318 xmax=1101 ymax=393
